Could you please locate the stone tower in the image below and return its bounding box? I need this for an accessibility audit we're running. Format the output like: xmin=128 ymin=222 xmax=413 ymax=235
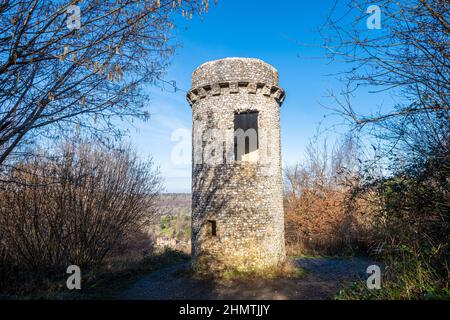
xmin=187 ymin=58 xmax=286 ymax=272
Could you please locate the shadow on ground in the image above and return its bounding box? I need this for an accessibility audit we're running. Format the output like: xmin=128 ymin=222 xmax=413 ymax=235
xmin=118 ymin=256 xmax=378 ymax=300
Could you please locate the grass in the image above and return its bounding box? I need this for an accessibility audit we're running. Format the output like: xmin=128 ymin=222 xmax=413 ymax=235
xmin=216 ymin=260 xmax=307 ymax=280
xmin=334 ymin=250 xmax=450 ymax=300
xmin=335 ymin=279 xmax=450 ymax=300
xmin=174 ymin=256 xmax=308 ymax=281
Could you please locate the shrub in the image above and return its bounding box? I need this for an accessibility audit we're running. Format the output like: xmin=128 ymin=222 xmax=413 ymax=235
xmin=284 ymin=136 xmax=373 ymax=256
xmin=0 ymin=139 xmax=162 ymax=290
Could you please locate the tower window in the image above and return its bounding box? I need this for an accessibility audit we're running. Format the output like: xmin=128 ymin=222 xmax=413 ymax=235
xmin=207 ymin=220 xmax=217 ymax=237
xmin=234 ymin=111 xmax=259 ymax=161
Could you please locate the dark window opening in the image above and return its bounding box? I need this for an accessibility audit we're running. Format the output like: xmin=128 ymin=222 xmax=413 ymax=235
xmin=207 ymin=220 xmax=217 ymax=237
xmin=245 ymin=136 xmax=250 ymax=154
xmin=234 ymin=111 xmax=259 ymax=161
xmin=223 ymin=141 xmax=226 ymax=164
xmin=201 ymin=140 xmax=206 ymax=163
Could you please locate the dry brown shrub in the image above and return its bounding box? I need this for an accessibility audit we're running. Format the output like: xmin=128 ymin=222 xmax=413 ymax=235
xmin=0 ymin=138 xmax=162 ymax=288
xmin=284 ymin=136 xmax=375 ymax=256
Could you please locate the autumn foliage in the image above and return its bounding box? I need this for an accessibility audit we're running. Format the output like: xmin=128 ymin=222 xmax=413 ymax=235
xmin=283 ymin=136 xmax=374 ymax=255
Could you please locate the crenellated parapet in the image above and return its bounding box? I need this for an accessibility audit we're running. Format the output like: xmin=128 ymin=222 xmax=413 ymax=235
xmin=186 ymin=81 xmax=286 ymax=106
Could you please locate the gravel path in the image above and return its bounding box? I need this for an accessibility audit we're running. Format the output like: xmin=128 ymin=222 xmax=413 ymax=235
xmin=118 ymin=257 xmax=378 ymax=300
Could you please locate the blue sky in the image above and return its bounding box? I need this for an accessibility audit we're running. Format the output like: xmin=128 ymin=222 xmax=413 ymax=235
xmin=125 ymin=0 xmax=392 ymax=192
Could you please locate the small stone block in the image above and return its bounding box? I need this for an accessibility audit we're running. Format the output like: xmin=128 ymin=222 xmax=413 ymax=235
xmin=211 ymin=83 xmax=221 ymax=96
xmin=198 ymin=87 xmax=207 ymax=98
xmin=262 ymin=85 xmax=271 ymax=96
xmin=188 ymin=91 xmax=198 ymax=103
xmin=247 ymin=82 xmax=257 ymax=94
xmin=229 ymin=82 xmax=239 ymax=93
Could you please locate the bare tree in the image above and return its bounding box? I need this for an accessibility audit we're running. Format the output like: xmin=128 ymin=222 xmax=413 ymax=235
xmin=0 ymin=137 xmax=162 ymax=273
xmin=0 ymin=0 xmax=208 ymax=165
xmin=318 ymin=2 xmax=449 ymax=295
xmin=321 ymin=0 xmax=449 ymax=162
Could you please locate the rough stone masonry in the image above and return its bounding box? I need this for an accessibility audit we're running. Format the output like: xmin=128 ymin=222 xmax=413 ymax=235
xmin=187 ymin=58 xmax=286 ymax=272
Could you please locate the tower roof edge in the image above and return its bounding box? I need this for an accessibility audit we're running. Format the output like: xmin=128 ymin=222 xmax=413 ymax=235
xmin=191 ymin=57 xmax=279 ymax=88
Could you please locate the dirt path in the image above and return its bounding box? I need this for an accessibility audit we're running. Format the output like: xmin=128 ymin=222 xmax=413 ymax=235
xmin=118 ymin=257 xmax=377 ymax=300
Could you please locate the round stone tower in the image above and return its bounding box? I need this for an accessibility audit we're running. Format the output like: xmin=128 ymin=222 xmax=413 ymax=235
xmin=187 ymin=57 xmax=286 ymax=272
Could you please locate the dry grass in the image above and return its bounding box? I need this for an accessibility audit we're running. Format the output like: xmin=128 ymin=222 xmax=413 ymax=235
xmin=193 ymin=260 xmax=307 ymax=281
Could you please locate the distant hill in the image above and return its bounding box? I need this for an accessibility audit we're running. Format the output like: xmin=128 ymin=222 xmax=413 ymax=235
xmin=146 ymin=193 xmax=192 ymax=244
xmin=155 ymin=193 xmax=191 ymax=217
